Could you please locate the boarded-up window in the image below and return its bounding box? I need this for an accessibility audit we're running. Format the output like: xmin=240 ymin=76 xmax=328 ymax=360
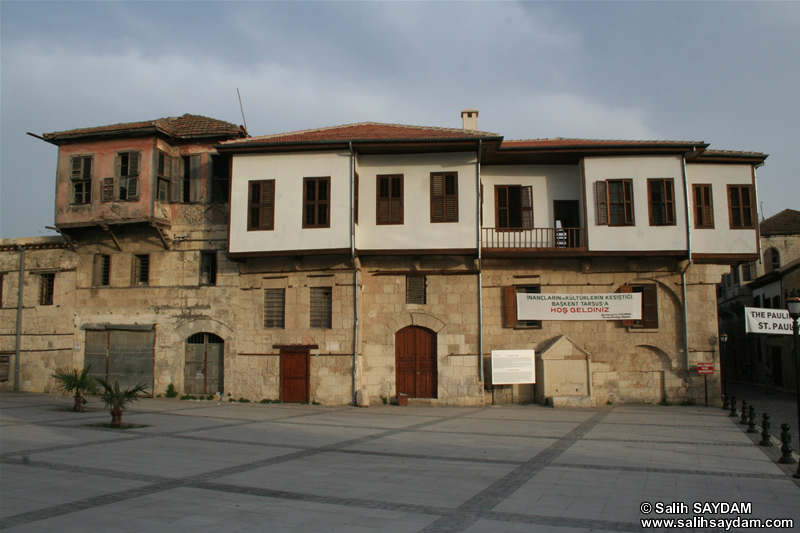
xmin=310 ymin=287 xmax=332 ymax=329
xmin=647 ymin=178 xmax=675 ymax=226
xmin=692 ymin=184 xmax=714 ymax=229
xmin=430 ymin=172 xmax=458 ymax=223
xmin=248 ymin=180 xmax=275 ymax=231
xmin=728 ymin=185 xmax=754 ymax=229
xmin=303 ymin=177 xmax=330 ymax=228
xmin=264 ymin=288 xmax=285 ymax=329
xmin=93 ymin=254 xmax=111 ymax=286
xmin=85 ymin=327 xmax=154 ymax=395
xmin=495 ymin=185 xmax=532 ymax=229
xmin=377 ymin=175 xmax=403 ymax=225
xmin=40 ymin=273 xmax=55 ymax=306
xmin=502 ymin=285 xmax=541 ymax=329
xmin=621 ymin=284 xmax=658 ymax=329
xmin=406 ymin=276 xmax=426 ymax=304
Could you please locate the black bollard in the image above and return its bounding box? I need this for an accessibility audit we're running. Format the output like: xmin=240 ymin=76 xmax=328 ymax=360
xmin=740 ymin=400 xmax=749 ymax=425
xmin=778 ymin=424 xmax=797 ymax=464
xmin=722 ymin=393 xmax=730 ymax=410
xmin=747 ymin=405 xmax=758 ymax=434
xmin=759 ymin=413 xmax=773 ymax=447
xmin=729 ymin=395 xmax=738 ymax=417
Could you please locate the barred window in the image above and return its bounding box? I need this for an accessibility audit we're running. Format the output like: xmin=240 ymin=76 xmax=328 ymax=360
xmin=310 ymin=287 xmax=332 ymax=329
xmin=40 ymin=273 xmax=55 ymax=306
xmin=94 ymin=254 xmax=111 ymax=286
xmin=264 ymin=289 xmax=285 ymax=329
xmin=406 ymin=276 xmax=426 ymax=304
xmin=200 ymin=252 xmax=217 ymax=286
xmin=133 ymin=254 xmax=149 ymax=286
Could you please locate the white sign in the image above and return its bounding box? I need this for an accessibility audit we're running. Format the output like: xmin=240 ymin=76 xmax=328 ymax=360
xmin=744 ymin=307 xmax=793 ymax=335
xmin=491 ymin=350 xmax=536 ymax=385
xmin=517 ymin=293 xmax=642 ymax=321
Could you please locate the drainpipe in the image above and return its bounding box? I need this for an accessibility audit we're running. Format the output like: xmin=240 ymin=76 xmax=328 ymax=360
xmin=14 ymin=246 xmax=25 ymax=391
xmin=680 ymin=151 xmax=694 ymax=382
xmin=476 ymin=140 xmax=484 ymax=383
xmin=349 ymin=142 xmax=360 ymax=404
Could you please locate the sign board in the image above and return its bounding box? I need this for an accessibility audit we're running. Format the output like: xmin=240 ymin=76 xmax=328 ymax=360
xmin=491 ymin=350 xmax=536 ymax=385
xmin=696 ymin=362 xmax=714 ymax=375
xmin=744 ymin=307 xmax=793 ymax=335
xmin=517 ymin=293 xmax=642 ymax=321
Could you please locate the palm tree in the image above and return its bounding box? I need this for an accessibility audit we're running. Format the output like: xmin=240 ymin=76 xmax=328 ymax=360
xmin=95 ymin=378 xmax=148 ymax=428
xmin=52 ymin=366 xmax=98 ymax=412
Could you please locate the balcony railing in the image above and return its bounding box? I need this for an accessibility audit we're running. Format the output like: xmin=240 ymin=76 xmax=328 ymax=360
xmin=482 ymin=227 xmax=585 ymax=250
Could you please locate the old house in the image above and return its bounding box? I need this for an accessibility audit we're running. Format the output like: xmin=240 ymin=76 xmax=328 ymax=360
xmin=1 ymin=110 xmax=767 ymax=407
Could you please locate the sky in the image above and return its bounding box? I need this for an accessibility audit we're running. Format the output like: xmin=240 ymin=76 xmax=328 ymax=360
xmin=1 ymin=0 xmax=798 ymax=239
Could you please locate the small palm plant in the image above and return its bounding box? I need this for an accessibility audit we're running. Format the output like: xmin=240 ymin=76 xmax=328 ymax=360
xmin=52 ymin=366 xmax=98 ymax=412
xmin=95 ymin=378 xmax=148 ymax=428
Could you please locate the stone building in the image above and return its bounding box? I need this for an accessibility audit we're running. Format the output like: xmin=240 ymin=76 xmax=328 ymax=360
xmin=1 ymin=110 xmax=768 ymax=407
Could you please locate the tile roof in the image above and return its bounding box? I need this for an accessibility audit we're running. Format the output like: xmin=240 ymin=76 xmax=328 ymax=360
xmin=220 ymin=122 xmax=500 ymax=146
xmin=500 ymin=138 xmax=705 ymax=149
xmin=760 ymin=209 xmax=800 ymax=235
xmin=43 ymin=114 xmax=246 ymax=142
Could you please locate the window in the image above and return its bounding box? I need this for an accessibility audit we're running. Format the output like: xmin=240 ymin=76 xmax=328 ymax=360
xmin=621 ymin=284 xmax=658 ymax=329
xmin=40 ymin=273 xmax=55 ymax=306
xmin=495 ymin=185 xmax=532 ymax=229
xmin=0 ymin=273 xmax=4 ymax=308
xmin=354 ymin=173 xmax=359 ymax=225
xmin=431 ymin=172 xmax=458 ymax=223
xmin=210 ymin=155 xmax=229 ymax=203
xmin=200 ymin=252 xmax=217 ymax=286
xmin=156 ymin=151 xmax=172 ymax=203
xmin=764 ymin=248 xmax=780 ymax=274
xmin=310 ymin=287 xmax=332 ymax=329
xmin=118 ymin=152 xmax=140 ymax=201
xmin=728 ymin=185 xmax=755 ymax=229
xmin=595 ymin=179 xmax=634 ymax=226
xmin=692 ymin=184 xmax=714 ymax=229
xmin=406 ymin=276 xmax=426 ymax=304
xmin=742 ymin=262 xmax=755 ymax=282
xmin=264 ymin=288 xmax=285 ymax=329
xmin=182 ymin=155 xmax=202 ymax=203
xmin=647 ymin=179 xmax=675 ymax=226
xmin=303 ymin=177 xmax=330 ymax=228
xmin=503 ymin=285 xmax=541 ymax=329
xmin=248 ymin=180 xmax=275 ymax=231
xmin=377 ymin=175 xmax=403 ymax=225
xmin=133 ymin=254 xmax=149 ymax=286
xmin=71 ymin=155 xmax=92 ymax=204
xmin=93 ymin=255 xmax=111 ymax=286
xmin=0 ymin=354 xmax=9 ymax=382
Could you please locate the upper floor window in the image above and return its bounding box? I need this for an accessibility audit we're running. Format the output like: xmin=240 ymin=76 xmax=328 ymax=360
xmin=117 ymin=152 xmax=140 ymax=201
xmin=210 ymin=155 xmax=229 ymax=203
xmin=71 ymin=155 xmax=92 ymax=205
xmin=430 ymin=172 xmax=458 ymax=223
xmin=503 ymin=285 xmax=541 ymax=329
xmin=303 ymin=177 xmax=330 ymax=228
xmin=692 ymin=184 xmax=714 ymax=229
xmin=764 ymin=247 xmax=780 ymax=274
xmin=182 ymin=155 xmax=202 ymax=203
xmin=248 ymin=180 xmax=275 ymax=231
xmin=595 ymin=179 xmax=634 ymax=226
xmin=647 ymin=178 xmax=675 ymax=226
xmin=40 ymin=273 xmax=55 ymax=306
xmin=727 ymin=185 xmax=754 ymax=229
xmin=495 ymin=185 xmax=532 ymax=229
xmin=156 ymin=151 xmax=172 ymax=203
xmin=377 ymin=175 xmax=403 ymax=225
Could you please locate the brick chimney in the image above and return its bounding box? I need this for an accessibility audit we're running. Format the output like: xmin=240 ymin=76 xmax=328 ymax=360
xmin=461 ymin=109 xmax=479 ymax=131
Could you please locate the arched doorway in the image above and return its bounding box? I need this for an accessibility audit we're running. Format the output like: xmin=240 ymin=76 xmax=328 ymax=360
xmin=185 ymin=333 xmax=224 ymax=395
xmin=395 ymin=326 xmax=437 ymax=398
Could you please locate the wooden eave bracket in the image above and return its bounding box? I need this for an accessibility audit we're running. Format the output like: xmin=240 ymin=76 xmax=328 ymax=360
xmin=98 ymin=225 xmax=123 ymax=252
xmin=46 ymin=226 xmax=78 ymax=252
xmin=152 ymin=224 xmax=171 ymax=250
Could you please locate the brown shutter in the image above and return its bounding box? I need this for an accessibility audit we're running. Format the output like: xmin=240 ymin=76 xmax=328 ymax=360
xmin=102 ymin=177 xmax=115 ymax=202
xmin=641 ymin=285 xmax=659 ymax=328
xmin=665 ymin=180 xmax=675 ymax=224
xmin=71 ymin=157 xmax=82 ymax=179
xmin=496 ymin=186 xmax=509 ymax=228
xmin=127 ymin=177 xmax=138 ymax=199
xmin=503 ymin=286 xmax=518 ymax=328
xmin=431 ymin=173 xmax=444 ymax=222
xmin=521 ymin=186 xmax=533 ymax=228
xmin=189 ymin=154 xmax=202 ymax=203
xmin=129 ymin=153 xmax=139 ymax=176
xmin=620 ymin=284 xmax=634 ymax=327
xmin=170 ymin=157 xmax=181 ymax=203
xmin=595 ymin=181 xmax=608 ymax=225
xmin=261 ymin=180 xmax=274 ymax=230
xmin=390 ymin=176 xmax=403 ymax=224
xmin=377 ymin=176 xmax=390 ymax=224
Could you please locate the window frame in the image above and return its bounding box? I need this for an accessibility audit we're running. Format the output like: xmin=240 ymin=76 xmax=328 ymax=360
xmin=200 ymin=252 xmax=217 ymax=286
xmin=247 ymin=179 xmax=275 ymax=231
xmin=310 ymin=286 xmax=333 ymax=329
xmin=264 ymin=288 xmax=286 ymax=329
xmin=406 ymin=275 xmax=427 ymax=304
xmin=40 ymin=273 xmax=55 ymax=306
xmin=621 ymin=284 xmax=658 ymax=329
xmin=727 ymin=184 xmax=755 ymax=229
xmin=495 ymin=185 xmax=533 ymax=230
xmin=376 ymin=174 xmax=404 ymax=225
xmin=71 ymin=155 xmax=93 ymax=205
xmin=210 ymin=154 xmax=229 ymax=203
xmin=692 ymin=184 xmax=714 ymax=229
xmin=117 ymin=151 xmax=140 ymax=201
xmin=181 ymin=154 xmax=202 ymax=204
xmin=430 ymin=172 xmax=459 ymax=223
xmin=93 ymin=254 xmax=111 ymax=287
xmin=647 ymin=178 xmax=676 ymax=226
xmin=156 ymin=150 xmax=172 ymax=203
xmin=303 ymin=176 xmax=331 ymax=228
xmin=503 ymin=285 xmax=542 ymax=329
xmin=133 ymin=254 xmax=150 ymax=286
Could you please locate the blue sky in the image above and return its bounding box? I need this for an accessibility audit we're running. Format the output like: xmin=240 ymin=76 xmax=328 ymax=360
xmin=2 ymin=0 xmax=798 ymax=238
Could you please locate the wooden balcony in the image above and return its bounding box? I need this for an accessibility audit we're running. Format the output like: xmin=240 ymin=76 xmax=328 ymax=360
xmin=482 ymin=227 xmax=585 ymax=255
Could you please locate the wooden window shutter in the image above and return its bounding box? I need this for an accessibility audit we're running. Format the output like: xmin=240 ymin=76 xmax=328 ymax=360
xmin=496 ymin=186 xmax=509 ymax=228
xmin=377 ymin=175 xmax=403 ymax=225
xmin=693 ymin=184 xmax=714 ymax=229
xmin=189 ymin=155 xmax=202 ymax=203
xmin=620 ymin=284 xmax=634 ymax=327
xmin=431 ymin=173 xmax=444 ymax=222
xmin=641 ymin=285 xmax=658 ymax=328
xmin=127 ymin=176 xmax=138 ymax=199
xmin=595 ymin=181 xmax=608 ymax=225
xmin=248 ymin=180 xmax=274 ymax=230
xmin=430 ymin=172 xmax=458 ymax=223
xmin=377 ymin=176 xmax=390 ymax=224
xmin=170 ymin=157 xmax=182 ymax=203
xmin=71 ymin=157 xmax=82 ymax=179
xmin=102 ymin=177 xmax=115 ymax=202
xmin=521 ymin=186 xmax=533 ymax=228
xmin=503 ymin=286 xmax=518 ymax=328
xmin=129 ymin=152 xmax=139 ymax=176
xmin=390 ymin=176 xmax=403 ymax=224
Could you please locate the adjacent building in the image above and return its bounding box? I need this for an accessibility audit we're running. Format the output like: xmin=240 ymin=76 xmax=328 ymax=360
xmin=1 ymin=110 xmax=768 ymax=407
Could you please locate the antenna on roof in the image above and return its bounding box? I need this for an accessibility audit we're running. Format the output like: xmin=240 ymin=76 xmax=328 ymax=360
xmin=237 ymin=88 xmax=248 ymax=133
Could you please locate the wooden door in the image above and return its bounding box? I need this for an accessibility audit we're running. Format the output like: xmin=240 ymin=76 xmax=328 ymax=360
xmin=395 ymin=326 xmax=437 ymax=398
xmin=185 ymin=333 xmax=224 ymax=395
xmin=280 ymin=349 xmax=309 ymax=403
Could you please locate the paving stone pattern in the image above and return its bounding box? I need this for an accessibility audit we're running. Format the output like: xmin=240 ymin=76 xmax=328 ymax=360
xmin=1 ymin=392 xmax=799 ymax=532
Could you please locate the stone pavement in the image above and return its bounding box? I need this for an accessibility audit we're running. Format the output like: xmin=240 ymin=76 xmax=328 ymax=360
xmin=1 ymin=392 xmax=799 ymax=532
